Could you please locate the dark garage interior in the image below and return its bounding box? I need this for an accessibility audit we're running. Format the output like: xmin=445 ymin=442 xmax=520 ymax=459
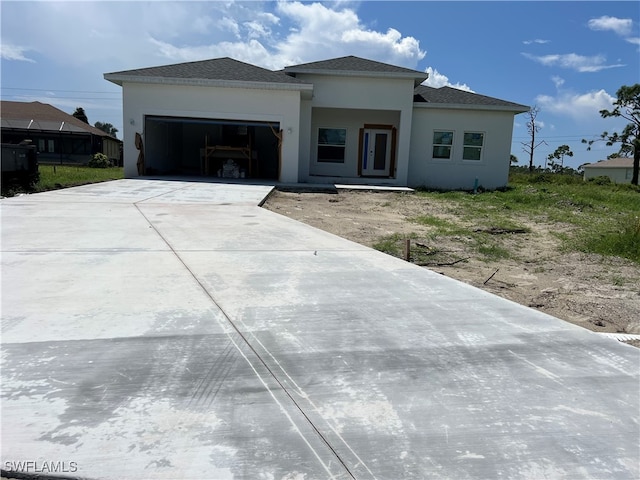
xmin=144 ymin=116 xmax=281 ymax=180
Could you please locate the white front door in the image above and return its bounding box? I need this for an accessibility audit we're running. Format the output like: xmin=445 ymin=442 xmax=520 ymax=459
xmin=361 ymin=129 xmax=391 ymax=176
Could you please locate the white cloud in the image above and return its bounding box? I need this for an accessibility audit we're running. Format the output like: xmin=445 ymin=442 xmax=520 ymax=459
xmin=522 ymin=52 xmax=625 ymax=72
xmin=0 ymin=1 xmax=426 ymax=73
xmin=422 ymin=67 xmax=474 ymax=92
xmin=551 ymin=76 xmax=565 ymax=89
xmin=523 ymin=39 xmax=550 ymax=45
xmin=0 ymin=2 xmax=231 ymax=70
xmin=149 ymin=37 xmax=284 ymax=69
xmin=274 ymin=1 xmax=425 ymax=68
xmin=256 ymin=11 xmax=280 ymax=25
xmin=626 ymin=37 xmax=640 ymax=47
xmin=218 ymin=17 xmax=241 ymax=38
xmin=0 ymin=43 xmax=35 ymax=63
xmin=536 ymin=89 xmax=616 ymax=121
xmin=341 ymin=27 xmax=422 ymax=57
xmin=191 ymin=16 xmax=216 ymax=36
xmin=243 ymin=20 xmax=273 ymax=40
xmin=588 ymin=16 xmax=633 ymax=36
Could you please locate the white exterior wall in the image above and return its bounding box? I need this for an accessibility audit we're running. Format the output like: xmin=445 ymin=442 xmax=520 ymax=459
xmin=409 ymin=107 xmax=517 ymax=190
xmin=307 ymin=107 xmax=400 ymax=178
xmin=583 ymin=167 xmax=633 ymax=184
xmin=121 ymin=82 xmax=302 ymax=182
xmin=295 ymin=74 xmax=415 ymax=185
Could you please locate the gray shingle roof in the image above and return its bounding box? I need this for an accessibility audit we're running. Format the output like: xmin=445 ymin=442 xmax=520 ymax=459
xmin=104 ymin=56 xmax=528 ymax=111
xmin=106 ymin=57 xmax=309 ymax=85
xmin=285 ymin=55 xmax=426 ymax=76
xmin=414 ymin=85 xmax=529 ymax=111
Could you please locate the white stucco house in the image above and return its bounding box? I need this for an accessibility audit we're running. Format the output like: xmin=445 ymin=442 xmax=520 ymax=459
xmin=582 ymin=157 xmax=635 ymax=184
xmin=105 ymin=56 xmax=528 ymax=190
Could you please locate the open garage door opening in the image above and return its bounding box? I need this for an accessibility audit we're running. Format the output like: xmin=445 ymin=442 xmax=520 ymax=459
xmin=144 ymin=116 xmax=281 ymax=180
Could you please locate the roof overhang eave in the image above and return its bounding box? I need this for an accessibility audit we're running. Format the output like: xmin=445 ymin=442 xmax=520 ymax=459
xmin=285 ymin=68 xmax=427 ymax=84
xmin=584 ymin=164 xmax=632 ymax=169
xmin=413 ymin=102 xmax=530 ymax=113
xmin=103 ymin=74 xmax=314 ymax=96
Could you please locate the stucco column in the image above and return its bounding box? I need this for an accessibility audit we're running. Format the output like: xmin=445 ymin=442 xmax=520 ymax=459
xmin=394 ymin=107 xmax=413 ymax=185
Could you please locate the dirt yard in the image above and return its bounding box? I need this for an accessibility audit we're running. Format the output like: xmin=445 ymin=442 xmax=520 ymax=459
xmin=263 ymin=189 xmax=640 ymax=341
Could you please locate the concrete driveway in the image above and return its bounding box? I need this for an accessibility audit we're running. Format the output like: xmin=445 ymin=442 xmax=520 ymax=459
xmin=1 ymin=179 xmax=638 ymax=479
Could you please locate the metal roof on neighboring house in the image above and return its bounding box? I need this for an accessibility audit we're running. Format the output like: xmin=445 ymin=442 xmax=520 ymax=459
xmin=1 ymin=100 xmax=118 ymax=138
xmin=105 ymin=57 xmax=311 ymax=86
xmin=414 ymin=85 xmax=529 ymax=111
xmin=583 ymin=157 xmax=634 ymax=168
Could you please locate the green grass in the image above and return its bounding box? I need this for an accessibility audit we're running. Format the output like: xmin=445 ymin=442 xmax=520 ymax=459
xmin=2 ymin=165 xmax=124 ymax=196
xmin=578 ymin=215 xmax=640 ymax=263
xmin=476 ymin=242 xmax=512 ymax=260
xmin=372 ymin=232 xmax=418 ymax=256
xmin=375 ymin=172 xmax=640 ymax=264
xmin=410 ymin=214 xmax=465 ymax=234
xmin=38 ymin=165 xmax=124 ymax=191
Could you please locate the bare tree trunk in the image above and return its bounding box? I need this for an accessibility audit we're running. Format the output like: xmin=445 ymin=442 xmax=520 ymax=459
xmin=632 ymin=143 xmax=639 ymax=186
xmin=529 ymin=128 xmax=535 ymax=172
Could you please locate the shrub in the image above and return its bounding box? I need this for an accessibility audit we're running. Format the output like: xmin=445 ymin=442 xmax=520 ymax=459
xmin=87 ymin=153 xmax=111 ymax=168
xmin=587 ymin=175 xmax=612 ymax=185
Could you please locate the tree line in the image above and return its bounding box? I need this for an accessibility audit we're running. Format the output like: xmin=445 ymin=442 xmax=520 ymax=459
xmin=72 ymin=107 xmax=118 ymax=139
xmin=516 ymin=84 xmax=639 ymax=185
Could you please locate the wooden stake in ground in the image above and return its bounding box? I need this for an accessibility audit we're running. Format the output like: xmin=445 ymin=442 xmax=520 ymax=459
xmin=404 ymin=239 xmax=411 ymax=261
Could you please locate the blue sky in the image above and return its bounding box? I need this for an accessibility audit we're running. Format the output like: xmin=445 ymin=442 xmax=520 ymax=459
xmin=2 ymin=1 xmax=638 ymax=169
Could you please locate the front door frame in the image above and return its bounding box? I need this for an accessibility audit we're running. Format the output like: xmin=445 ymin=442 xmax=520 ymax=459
xmin=357 ymin=124 xmax=397 ymax=178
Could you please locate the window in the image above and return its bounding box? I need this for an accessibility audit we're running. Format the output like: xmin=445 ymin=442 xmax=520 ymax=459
xmin=625 ymin=169 xmax=632 ymax=180
xmin=432 ymin=131 xmax=453 ymax=159
xmin=37 ymin=139 xmax=55 ymax=153
xmin=317 ymin=128 xmax=346 ymax=163
xmin=463 ymin=132 xmax=484 ymax=161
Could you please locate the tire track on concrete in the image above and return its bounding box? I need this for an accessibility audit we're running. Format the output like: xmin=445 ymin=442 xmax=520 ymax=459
xmin=187 ymin=337 xmax=237 ymax=410
xmin=134 ymin=202 xmax=358 ymax=480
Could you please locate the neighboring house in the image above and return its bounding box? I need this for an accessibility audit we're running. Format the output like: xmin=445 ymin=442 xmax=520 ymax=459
xmin=1 ymin=101 xmax=122 ymax=165
xmin=104 ymin=56 xmax=528 ymax=189
xmin=582 ymin=157 xmax=635 ymax=184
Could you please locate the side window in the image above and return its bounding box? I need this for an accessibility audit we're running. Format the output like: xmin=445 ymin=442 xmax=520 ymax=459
xmin=317 ymin=128 xmax=346 ymax=163
xmin=463 ymin=132 xmax=484 ymax=161
xmin=432 ymin=131 xmax=453 ymax=159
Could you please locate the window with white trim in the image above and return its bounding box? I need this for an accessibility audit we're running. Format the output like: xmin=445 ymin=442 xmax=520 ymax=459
xmin=432 ymin=131 xmax=453 ymax=159
xmin=317 ymin=128 xmax=346 ymax=163
xmin=463 ymin=132 xmax=484 ymax=161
